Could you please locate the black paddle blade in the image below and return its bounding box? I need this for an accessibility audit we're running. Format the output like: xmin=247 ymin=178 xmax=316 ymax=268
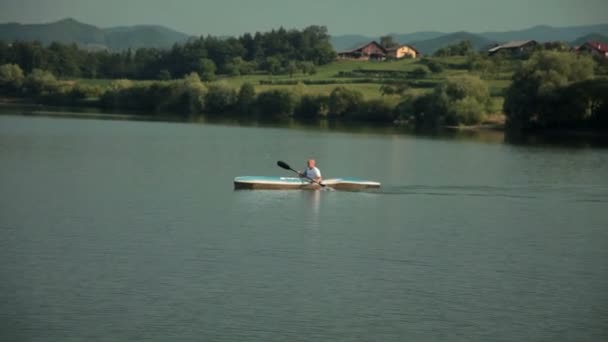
xmin=277 ymin=161 xmax=291 ymax=170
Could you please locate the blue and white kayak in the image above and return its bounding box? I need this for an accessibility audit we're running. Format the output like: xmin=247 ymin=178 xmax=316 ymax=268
xmin=234 ymin=176 xmax=380 ymax=190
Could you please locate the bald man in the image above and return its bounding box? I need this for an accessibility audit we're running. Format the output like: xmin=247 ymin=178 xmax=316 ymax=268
xmin=301 ymin=159 xmax=322 ymax=183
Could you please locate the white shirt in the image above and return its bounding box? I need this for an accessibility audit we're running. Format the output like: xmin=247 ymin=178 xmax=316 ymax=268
xmin=303 ymin=167 xmax=321 ymax=180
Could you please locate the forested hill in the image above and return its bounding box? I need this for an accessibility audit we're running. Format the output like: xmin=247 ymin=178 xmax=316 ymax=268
xmin=0 ymin=18 xmax=191 ymax=50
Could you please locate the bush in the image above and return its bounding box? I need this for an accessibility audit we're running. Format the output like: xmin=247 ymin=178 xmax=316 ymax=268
xmin=205 ymin=83 xmax=237 ymax=114
xmin=255 ymin=89 xmax=297 ymax=118
xmin=504 ymin=51 xmax=596 ymax=130
xmin=175 ymin=73 xmax=207 ymax=113
xmin=328 ymin=87 xmax=363 ymax=117
xmin=69 ymin=83 xmax=104 ymax=99
xmin=439 ymin=75 xmax=492 ymax=125
xmin=396 ymin=75 xmax=492 ymax=127
xmin=197 ymin=58 xmax=216 ymax=81
xmin=0 ymin=64 xmax=25 ymax=93
xmin=100 ymin=73 xmax=207 ymax=114
xmin=421 ymin=59 xmax=444 ymax=73
xmin=24 ymin=69 xmax=59 ymax=95
xmin=237 ymin=82 xmax=256 ymax=115
xmin=157 ymin=69 xmax=172 ymax=80
xmin=351 ymin=98 xmax=396 ymax=122
xmin=295 ymin=94 xmax=329 ymax=119
xmin=408 ymin=67 xmax=429 ymax=79
xmin=433 ymin=40 xmax=475 ymax=57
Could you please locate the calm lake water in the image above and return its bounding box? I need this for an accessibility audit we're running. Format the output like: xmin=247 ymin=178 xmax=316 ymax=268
xmin=1 ymin=111 xmax=607 ymax=341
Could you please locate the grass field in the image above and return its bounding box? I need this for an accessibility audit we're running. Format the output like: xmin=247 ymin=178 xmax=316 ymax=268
xmin=74 ymin=56 xmax=515 ymax=111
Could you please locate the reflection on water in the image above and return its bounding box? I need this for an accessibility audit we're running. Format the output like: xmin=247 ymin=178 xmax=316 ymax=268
xmin=4 ymin=104 xmax=608 ymax=148
xmin=370 ymin=184 xmax=608 ymax=203
xmin=1 ymin=112 xmax=608 ymax=342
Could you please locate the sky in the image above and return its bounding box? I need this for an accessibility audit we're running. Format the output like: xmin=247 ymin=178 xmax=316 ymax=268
xmin=0 ymin=0 xmax=606 ymax=36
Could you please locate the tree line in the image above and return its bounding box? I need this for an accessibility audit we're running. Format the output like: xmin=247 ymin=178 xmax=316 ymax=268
xmin=0 ymin=25 xmax=336 ymax=80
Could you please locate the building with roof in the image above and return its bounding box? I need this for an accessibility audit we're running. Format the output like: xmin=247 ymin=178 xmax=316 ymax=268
xmin=337 ymin=41 xmax=387 ymax=60
xmin=488 ymin=40 xmax=538 ymax=56
xmin=577 ymin=41 xmax=608 ymax=58
xmin=386 ymin=45 xmax=420 ymax=59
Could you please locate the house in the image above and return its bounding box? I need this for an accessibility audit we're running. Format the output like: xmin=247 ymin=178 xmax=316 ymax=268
xmin=577 ymin=41 xmax=608 ymax=58
xmin=488 ymin=40 xmax=538 ymax=56
xmin=337 ymin=41 xmax=387 ymax=60
xmin=386 ymin=44 xmax=420 ymax=59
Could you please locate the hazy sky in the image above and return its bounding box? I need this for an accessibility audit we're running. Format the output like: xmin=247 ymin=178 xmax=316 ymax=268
xmin=0 ymin=0 xmax=606 ymax=36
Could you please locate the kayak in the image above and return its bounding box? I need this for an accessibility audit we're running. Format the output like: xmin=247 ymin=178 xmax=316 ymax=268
xmin=234 ymin=176 xmax=380 ymax=190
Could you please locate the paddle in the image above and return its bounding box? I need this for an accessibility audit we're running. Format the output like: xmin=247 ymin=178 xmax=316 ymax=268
xmin=277 ymin=160 xmax=326 ymax=187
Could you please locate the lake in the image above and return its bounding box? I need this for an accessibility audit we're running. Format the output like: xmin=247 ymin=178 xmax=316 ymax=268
xmin=1 ymin=111 xmax=607 ymax=342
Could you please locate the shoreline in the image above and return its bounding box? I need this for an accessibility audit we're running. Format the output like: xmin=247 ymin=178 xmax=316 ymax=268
xmin=1 ymin=97 xmax=506 ymax=132
xmin=2 ymin=99 xmax=606 ymax=142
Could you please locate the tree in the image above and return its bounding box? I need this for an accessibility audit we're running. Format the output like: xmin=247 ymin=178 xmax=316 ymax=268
xmin=380 ymin=36 xmax=399 ymax=49
xmin=264 ymin=56 xmax=282 ymax=75
xmin=237 ymin=82 xmax=256 ymax=115
xmin=286 ymin=61 xmax=298 ymax=77
xmin=504 ymin=51 xmax=596 ymax=130
xmin=328 ymin=87 xmax=363 ymax=117
xmin=408 ymin=67 xmax=429 ymax=79
xmin=157 ymin=69 xmax=172 ymax=80
xmin=255 ymin=89 xmax=296 ymax=118
xmin=24 ymin=69 xmax=58 ymax=95
xmin=397 ymin=75 xmax=492 ymax=127
xmin=420 ymin=58 xmax=444 ymax=73
xmin=295 ymin=94 xmax=329 ymax=119
xmin=433 ymin=40 xmax=475 ymax=57
xmin=205 ymin=84 xmax=237 ymax=114
xmin=197 ymin=58 xmax=216 ymax=81
xmin=0 ymin=64 xmax=25 ymax=92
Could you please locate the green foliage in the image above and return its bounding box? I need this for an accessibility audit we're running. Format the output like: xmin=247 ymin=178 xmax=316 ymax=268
xmin=68 ymin=83 xmax=104 ymax=99
xmin=263 ymin=56 xmax=282 ymax=75
xmin=255 ymin=89 xmax=297 ymax=118
xmin=380 ymin=83 xmax=409 ymax=97
xmin=287 ymin=61 xmax=298 ymax=78
xmin=176 ymin=73 xmax=208 ymax=113
xmin=380 ymin=36 xmax=399 ymax=49
xmin=24 ymin=69 xmax=59 ymax=95
xmin=295 ymin=94 xmax=329 ymax=119
xmin=297 ymin=61 xmax=317 ymax=75
xmin=504 ymin=51 xmax=597 ymax=130
xmin=157 ymin=69 xmax=172 ymax=80
xmin=205 ymin=83 xmax=237 ymax=114
xmin=439 ymin=75 xmax=493 ymax=125
xmin=0 ymin=63 xmax=25 ymax=92
xmin=397 ymin=75 xmax=492 ymax=126
xmin=351 ymin=98 xmax=396 ymax=122
xmin=408 ymin=67 xmax=429 ymax=79
xmin=197 ymin=58 xmax=217 ymax=81
xmin=420 ymin=58 xmax=444 ymax=73
xmin=0 ymin=25 xmax=336 ymax=79
xmin=328 ymin=87 xmax=363 ymax=117
xmin=433 ymin=40 xmax=475 ymax=57
xmin=237 ymin=82 xmax=256 ymax=115
xmin=100 ymin=73 xmax=207 ymax=114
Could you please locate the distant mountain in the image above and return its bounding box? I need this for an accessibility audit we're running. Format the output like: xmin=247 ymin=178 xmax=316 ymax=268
xmin=330 ymin=34 xmax=374 ymax=51
xmin=0 ymin=18 xmax=105 ymax=46
xmin=409 ymin=32 xmax=494 ymax=55
xmin=571 ymin=33 xmax=608 ymax=47
xmin=331 ymin=31 xmax=445 ymax=51
xmin=104 ymin=25 xmax=191 ymax=50
xmin=331 ymin=23 xmax=608 ymax=54
xmin=391 ymin=31 xmax=445 ymax=45
xmin=0 ymin=18 xmax=191 ymax=50
xmin=481 ymin=24 xmax=608 ymax=43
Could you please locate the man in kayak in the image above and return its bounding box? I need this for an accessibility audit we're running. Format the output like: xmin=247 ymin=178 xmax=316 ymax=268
xmin=301 ymin=159 xmax=322 ymax=183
